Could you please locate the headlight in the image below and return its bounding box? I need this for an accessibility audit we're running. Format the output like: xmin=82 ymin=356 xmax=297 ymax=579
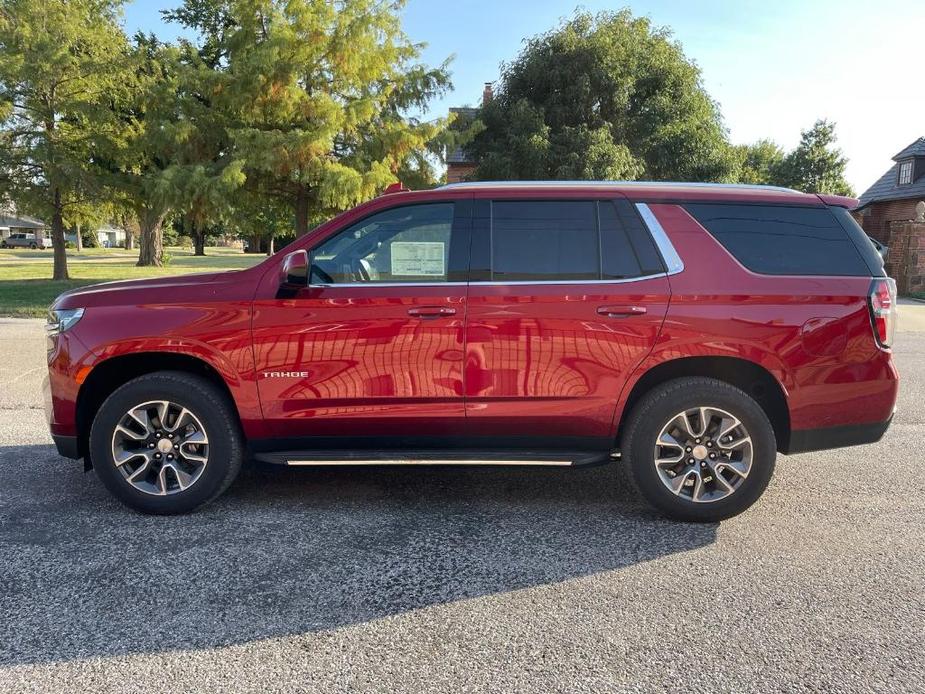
xmin=46 ymin=308 xmax=84 ymax=354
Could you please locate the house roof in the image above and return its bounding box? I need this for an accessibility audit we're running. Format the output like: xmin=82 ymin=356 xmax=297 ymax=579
xmin=892 ymin=137 xmax=925 ymax=160
xmin=858 ymin=137 xmax=925 ymax=208
xmin=446 ymin=107 xmax=478 ymax=165
xmin=0 ymin=215 xmax=46 ymax=229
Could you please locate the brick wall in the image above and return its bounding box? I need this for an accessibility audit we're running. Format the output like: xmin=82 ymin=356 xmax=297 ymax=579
xmin=856 ymin=198 xmax=920 ymax=243
xmin=885 ymin=220 xmax=925 ymax=294
xmin=446 ymin=163 xmax=476 ymax=184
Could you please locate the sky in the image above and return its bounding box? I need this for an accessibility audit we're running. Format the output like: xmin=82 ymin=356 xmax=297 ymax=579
xmin=123 ymin=0 xmax=925 ymax=194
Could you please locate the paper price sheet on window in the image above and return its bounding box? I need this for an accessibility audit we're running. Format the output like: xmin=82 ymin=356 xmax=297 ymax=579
xmin=390 ymin=242 xmax=445 ymax=277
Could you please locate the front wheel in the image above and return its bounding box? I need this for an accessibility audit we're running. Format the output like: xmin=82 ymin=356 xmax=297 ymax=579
xmin=89 ymin=371 xmax=244 ymax=514
xmin=622 ymin=377 xmax=776 ymax=522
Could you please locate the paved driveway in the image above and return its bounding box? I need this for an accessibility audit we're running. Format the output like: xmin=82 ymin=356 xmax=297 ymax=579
xmin=0 ymin=309 xmax=923 ymax=693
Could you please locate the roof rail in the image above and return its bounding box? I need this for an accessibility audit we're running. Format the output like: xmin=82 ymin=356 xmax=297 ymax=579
xmin=438 ymin=180 xmax=802 ymax=194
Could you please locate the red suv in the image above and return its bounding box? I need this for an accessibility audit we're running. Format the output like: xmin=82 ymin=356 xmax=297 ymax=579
xmin=43 ymin=182 xmax=898 ymax=521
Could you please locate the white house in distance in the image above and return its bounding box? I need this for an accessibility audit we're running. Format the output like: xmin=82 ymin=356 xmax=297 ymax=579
xmin=0 ymin=213 xmax=48 ymax=240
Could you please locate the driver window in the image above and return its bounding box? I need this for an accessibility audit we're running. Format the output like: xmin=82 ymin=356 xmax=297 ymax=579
xmin=309 ymin=203 xmax=454 ymax=285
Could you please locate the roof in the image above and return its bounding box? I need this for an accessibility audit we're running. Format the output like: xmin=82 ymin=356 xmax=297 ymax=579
xmin=446 ymin=107 xmax=479 ymax=165
xmin=892 ymin=137 xmax=925 ymax=160
xmin=0 ymin=215 xmax=46 ymax=229
xmin=858 ymin=137 xmax=925 ymax=208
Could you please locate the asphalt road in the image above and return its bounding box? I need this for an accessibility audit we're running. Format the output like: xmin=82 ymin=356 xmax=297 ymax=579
xmin=1 ymin=307 xmax=923 ymax=693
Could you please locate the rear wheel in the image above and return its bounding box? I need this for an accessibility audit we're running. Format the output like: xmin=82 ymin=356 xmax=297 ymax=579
xmin=29 ymin=242 xmax=37 ymax=249
xmin=89 ymin=371 xmax=244 ymax=514
xmin=622 ymin=377 xmax=776 ymax=522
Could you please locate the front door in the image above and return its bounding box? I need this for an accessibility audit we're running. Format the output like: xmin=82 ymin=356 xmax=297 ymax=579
xmin=252 ymin=201 xmax=470 ymax=441
xmin=464 ymin=197 xmax=670 ymax=445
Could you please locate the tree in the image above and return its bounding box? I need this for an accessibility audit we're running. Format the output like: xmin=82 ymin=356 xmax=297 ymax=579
xmin=734 ymin=139 xmax=785 ymax=185
xmin=165 ymin=0 xmax=452 ymax=237
xmin=0 ymin=0 xmax=133 ymax=279
xmin=773 ymin=119 xmax=854 ymax=196
xmin=468 ymin=10 xmax=737 ymax=183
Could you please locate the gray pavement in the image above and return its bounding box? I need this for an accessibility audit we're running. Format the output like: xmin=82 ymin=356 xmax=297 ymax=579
xmin=0 ymin=310 xmax=923 ymax=693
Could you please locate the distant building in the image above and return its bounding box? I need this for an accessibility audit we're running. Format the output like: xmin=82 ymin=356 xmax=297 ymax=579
xmin=445 ymin=83 xmax=493 ymax=184
xmin=855 ymin=137 xmax=925 ymax=243
xmin=0 ymin=213 xmax=48 ymax=240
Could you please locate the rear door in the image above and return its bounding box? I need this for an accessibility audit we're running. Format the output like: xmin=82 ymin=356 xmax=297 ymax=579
xmin=463 ymin=197 xmax=670 ymax=444
xmin=252 ymin=200 xmax=471 ymax=441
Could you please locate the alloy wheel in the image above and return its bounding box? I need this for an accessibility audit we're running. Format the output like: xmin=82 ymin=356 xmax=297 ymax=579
xmin=110 ymin=400 xmax=209 ymax=496
xmin=653 ymin=406 xmax=753 ymax=503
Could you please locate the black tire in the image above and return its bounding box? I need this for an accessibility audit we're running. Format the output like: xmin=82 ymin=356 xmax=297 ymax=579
xmin=622 ymin=377 xmax=776 ymax=522
xmin=89 ymin=371 xmax=244 ymax=514
xmin=29 ymin=242 xmax=37 ymax=249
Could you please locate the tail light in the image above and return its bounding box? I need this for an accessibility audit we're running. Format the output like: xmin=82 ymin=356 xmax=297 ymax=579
xmin=868 ymin=278 xmax=897 ymax=348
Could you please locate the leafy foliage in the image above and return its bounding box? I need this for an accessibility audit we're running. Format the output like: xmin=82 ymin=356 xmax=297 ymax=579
xmin=773 ymin=119 xmax=854 ymax=196
xmin=165 ymin=0 xmax=452 ymax=236
xmin=469 ymin=10 xmax=736 ymax=183
xmin=0 ymin=0 xmax=133 ymax=278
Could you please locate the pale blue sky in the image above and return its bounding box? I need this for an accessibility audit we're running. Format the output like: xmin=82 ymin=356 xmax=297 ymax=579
xmin=124 ymin=0 xmax=925 ymax=193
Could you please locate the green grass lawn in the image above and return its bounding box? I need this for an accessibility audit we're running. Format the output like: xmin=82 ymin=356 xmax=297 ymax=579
xmin=0 ymin=246 xmax=266 ymax=317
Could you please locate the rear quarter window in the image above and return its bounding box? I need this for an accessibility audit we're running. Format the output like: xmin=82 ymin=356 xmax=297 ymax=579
xmin=683 ymin=203 xmax=872 ymax=276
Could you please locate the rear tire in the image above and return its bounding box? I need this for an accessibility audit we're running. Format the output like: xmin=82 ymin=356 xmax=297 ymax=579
xmin=622 ymin=377 xmax=776 ymax=522
xmin=89 ymin=371 xmax=244 ymax=515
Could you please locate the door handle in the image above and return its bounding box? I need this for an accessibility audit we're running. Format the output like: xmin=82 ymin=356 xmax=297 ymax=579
xmin=597 ymin=305 xmax=647 ymax=318
xmin=408 ymin=306 xmax=457 ymax=318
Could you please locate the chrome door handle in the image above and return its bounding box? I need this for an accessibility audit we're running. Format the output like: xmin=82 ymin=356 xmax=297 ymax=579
xmin=597 ymin=305 xmax=647 ymax=318
xmin=408 ymin=306 xmax=457 ymax=318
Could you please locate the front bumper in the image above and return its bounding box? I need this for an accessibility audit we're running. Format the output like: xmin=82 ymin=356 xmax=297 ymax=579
xmin=783 ymin=412 xmax=894 ymax=454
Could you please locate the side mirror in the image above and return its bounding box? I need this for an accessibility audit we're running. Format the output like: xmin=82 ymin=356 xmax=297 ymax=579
xmin=279 ymin=250 xmax=309 ymax=289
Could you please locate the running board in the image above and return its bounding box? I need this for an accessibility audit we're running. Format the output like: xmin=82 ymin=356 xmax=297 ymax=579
xmin=253 ymin=450 xmax=612 ymax=468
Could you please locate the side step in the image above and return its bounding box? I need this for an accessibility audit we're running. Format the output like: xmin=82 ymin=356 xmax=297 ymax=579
xmin=253 ymin=449 xmax=612 ymax=468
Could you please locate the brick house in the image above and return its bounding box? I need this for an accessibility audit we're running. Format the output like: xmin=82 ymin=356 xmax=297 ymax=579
xmin=445 ymin=84 xmax=493 ymax=184
xmin=855 ymin=137 xmax=925 ymax=243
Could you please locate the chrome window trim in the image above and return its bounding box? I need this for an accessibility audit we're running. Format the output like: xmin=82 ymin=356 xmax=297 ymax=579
xmin=311 ymin=274 xmax=665 ymax=289
xmin=635 ymin=203 xmax=684 ymax=275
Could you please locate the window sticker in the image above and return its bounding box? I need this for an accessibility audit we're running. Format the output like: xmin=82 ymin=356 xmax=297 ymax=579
xmin=390 ymin=241 xmax=445 ymax=276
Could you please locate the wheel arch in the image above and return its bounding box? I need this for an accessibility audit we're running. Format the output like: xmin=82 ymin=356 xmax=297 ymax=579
xmin=615 ymin=356 xmax=791 ymax=453
xmin=75 ymin=352 xmax=240 ymax=460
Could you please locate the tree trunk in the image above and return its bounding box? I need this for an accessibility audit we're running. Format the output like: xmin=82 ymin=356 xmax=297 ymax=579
xmin=266 ymin=235 xmax=275 ymax=256
xmin=295 ymin=187 xmax=310 ymax=237
xmin=124 ymin=232 xmax=134 ymax=250
xmin=192 ymin=221 xmax=205 ymax=256
xmin=51 ymin=187 xmax=69 ymax=280
xmin=137 ymin=208 xmax=165 ymax=267
xmin=251 ymin=231 xmax=262 ymax=254
xmin=75 ymin=223 xmax=83 ymax=252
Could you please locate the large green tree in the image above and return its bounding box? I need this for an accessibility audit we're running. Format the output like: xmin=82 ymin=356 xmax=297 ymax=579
xmin=469 ymin=10 xmax=736 ymax=182
xmin=734 ymin=139 xmax=786 ymax=186
xmin=165 ymin=0 xmax=452 ymax=237
xmin=773 ymin=119 xmax=854 ymax=196
xmin=0 ymin=0 xmax=132 ymax=279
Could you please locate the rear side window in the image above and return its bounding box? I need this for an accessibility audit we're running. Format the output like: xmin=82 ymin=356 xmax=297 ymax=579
xmin=684 ymin=203 xmax=871 ymax=276
xmin=487 ymin=200 xmax=652 ymax=282
xmin=492 ymin=201 xmax=599 ymax=281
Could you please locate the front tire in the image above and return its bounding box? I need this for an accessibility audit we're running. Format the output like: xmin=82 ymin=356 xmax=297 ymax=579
xmin=89 ymin=371 xmax=244 ymax=514
xmin=622 ymin=377 xmax=776 ymax=522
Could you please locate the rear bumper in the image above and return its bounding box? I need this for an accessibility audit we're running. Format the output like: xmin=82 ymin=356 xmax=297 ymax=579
xmin=52 ymin=434 xmax=81 ymax=459
xmin=783 ymin=413 xmax=894 ymax=454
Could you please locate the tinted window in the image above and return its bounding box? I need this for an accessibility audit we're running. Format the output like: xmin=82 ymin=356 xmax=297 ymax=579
xmin=829 ymin=206 xmax=886 ymax=277
xmin=599 ymin=201 xmax=645 ymax=279
xmin=684 ymin=203 xmax=871 ymax=276
xmin=491 ymin=201 xmax=599 ymax=281
xmin=310 ymin=204 xmax=454 ymax=284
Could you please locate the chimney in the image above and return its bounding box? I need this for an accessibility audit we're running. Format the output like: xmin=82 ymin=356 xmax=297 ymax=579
xmin=482 ymin=82 xmax=493 ymax=107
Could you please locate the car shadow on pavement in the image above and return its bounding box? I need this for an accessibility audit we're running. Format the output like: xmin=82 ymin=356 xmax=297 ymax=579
xmin=0 ymin=445 xmax=717 ymax=667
